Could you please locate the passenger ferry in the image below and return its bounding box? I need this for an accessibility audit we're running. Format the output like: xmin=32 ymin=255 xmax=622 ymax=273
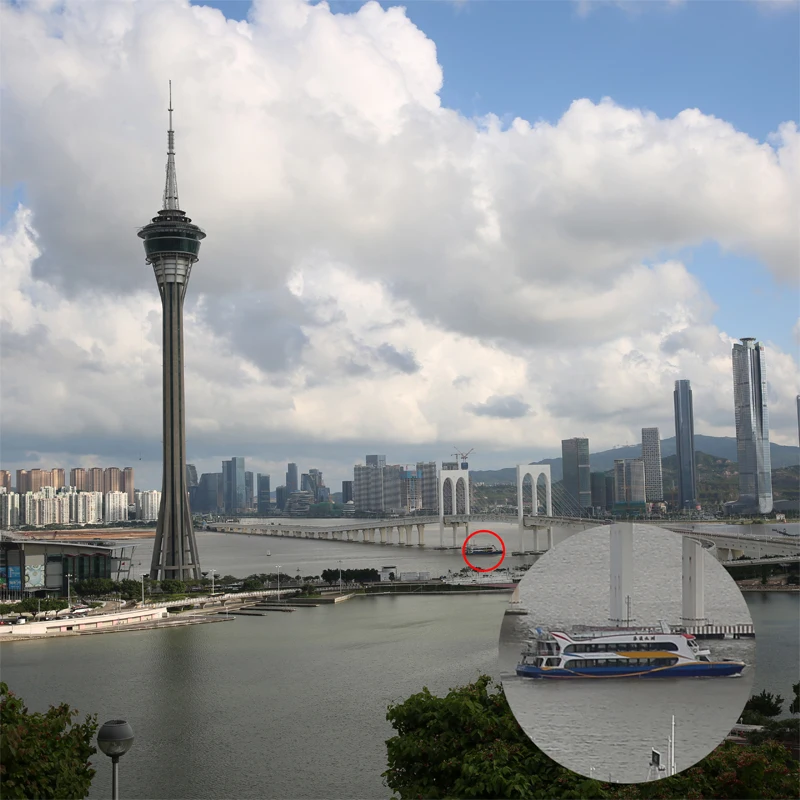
xmin=465 ymin=544 xmax=502 ymax=555
xmin=516 ymin=622 xmax=746 ymax=679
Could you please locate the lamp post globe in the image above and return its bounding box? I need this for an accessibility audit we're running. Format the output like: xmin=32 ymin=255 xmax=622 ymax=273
xmin=97 ymin=719 xmax=134 ymax=800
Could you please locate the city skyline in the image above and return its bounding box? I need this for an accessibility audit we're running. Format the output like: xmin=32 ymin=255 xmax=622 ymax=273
xmin=1 ymin=0 xmax=798 ymax=498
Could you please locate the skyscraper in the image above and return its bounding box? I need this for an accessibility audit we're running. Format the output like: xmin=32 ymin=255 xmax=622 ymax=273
xmin=88 ymin=467 xmax=104 ymax=493
xmin=561 ymin=438 xmax=591 ymax=510
xmin=341 ymin=480 xmax=354 ymax=504
xmin=52 ymin=468 xmax=66 ymax=491
xmin=590 ymin=472 xmax=608 ymax=510
xmin=366 ymin=455 xmax=386 ymax=469
xmin=186 ymin=464 xmax=198 ymax=488
xmin=613 ymin=459 xmax=646 ymax=507
xmin=104 ymin=467 xmax=122 ymax=495
xmin=223 ymin=458 xmax=246 ymax=514
xmin=257 ymin=474 xmax=271 ymax=515
xmin=70 ymin=468 xmax=87 ymax=491
xmin=139 ymin=83 xmax=205 ymax=581
xmin=122 ymin=467 xmax=135 ymax=505
xmin=640 ymin=428 xmax=663 ymax=502
xmin=416 ymin=462 xmax=439 ymax=512
xmin=673 ymin=380 xmax=697 ymax=510
xmin=245 ymin=471 xmax=254 ymax=509
xmin=730 ymin=338 xmax=773 ymax=514
xmin=286 ymin=463 xmax=299 ymax=494
xmin=0 ymin=471 xmax=11 ymax=493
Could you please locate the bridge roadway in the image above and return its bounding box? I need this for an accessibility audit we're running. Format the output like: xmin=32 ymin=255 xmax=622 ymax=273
xmin=207 ymin=516 xmax=800 ymax=561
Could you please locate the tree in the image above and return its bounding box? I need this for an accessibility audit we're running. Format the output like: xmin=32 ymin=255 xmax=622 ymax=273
xmin=72 ymin=578 xmax=115 ymax=598
xmin=743 ymin=690 xmax=784 ymax=719
xmin=791 ymin=683 xmax=799 ymax=716
xmin=159 ymin=579 xmax=186 ymax=595
xmin=116 ymin=579 xmax=141 ymax=600
xmin=745 ymin=718 xmax=800 ymax=747
xmin=384 ymin=675 xmax=606 ymax=799
xmin=384 ymin=676 xmax=800 ymax=800
xmin=0 ymin=682 xmax=97 ymax=799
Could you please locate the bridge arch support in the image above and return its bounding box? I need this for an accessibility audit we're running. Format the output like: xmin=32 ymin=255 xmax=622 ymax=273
xmin=517 ymin=465 xmax=552 ymax=554
xmin=439 ymin=464 xmax=470 ymax=545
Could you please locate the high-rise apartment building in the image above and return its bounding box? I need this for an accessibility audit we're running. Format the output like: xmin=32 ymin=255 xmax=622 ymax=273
xmin=382 ymin=465 xmax=404 ymax=513
xmin=730 ymin=338 xmax=773 ymax=514
xmin=29 ymin=469 xmax=51 ymax=493
xmin=673 ymin=380 xmax=697 ymax=510
xmin=88 ymin=468 xmax=104 ymax=493
xmin=51 ymin=468 xmax=66 ymax=490
xmin=561 ymin=438 xmax=591 ymax=510
xmin=0 ymin=490 xmax=20 ymax=527
xmin=641 ymin=428 xmax=663 ymax=502
xmin=366 ymin=455 xmax=386 ymax=469
xmin=613 ymin=459 xmax=646 ymax=507
xmin=136 ymin=490 xmax=161 ymax=522
xmin=354 ymin=463 xmax=385 ymax=513
xmin=0 ymin=471 xmax=10 ymax=493
xmin=104 ymin=467 xmax=122 ymax=495
xmin=70 ymin=468 xmax=87 ymax=490
xmin=416 ymin=462 xmax=438 ymax=512
xmin=16 ymin=470 xmax=29 ymax=494
xmin=286 ymin=463 xmax=299 ymax=494
xmin=105 ymin=491 xmax=129 ymax=523
xmin=257 ymin=474 xmax=271 ymax=515
xmin=342 ymin=480 xmax=354 ymax=504
xmin=122 ymin=467 xmax=135 ymax=505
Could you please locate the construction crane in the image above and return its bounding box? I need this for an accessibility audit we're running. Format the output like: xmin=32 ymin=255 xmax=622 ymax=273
xmin=452 ymin=447 xmax=475 ymax=470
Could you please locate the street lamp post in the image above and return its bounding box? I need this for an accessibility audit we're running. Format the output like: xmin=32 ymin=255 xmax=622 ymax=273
xmin=66 ymin=573 xmax=71 ymax=609
xmin=338 ymin=559 xmax=342 ymax=594
xmin=140 ymin=574 xmax=145 ymax=605
xmin=97 ymin=719 xmax=135 ymax=800
xmin=276 ymin=565 xmax=281 ymax=601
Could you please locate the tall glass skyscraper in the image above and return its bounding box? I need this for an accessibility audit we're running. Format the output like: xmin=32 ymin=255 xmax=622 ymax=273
xmin=731 ymin=338 xmax=772 ymax=514
xmin=673 ymin=380 xmax=697 ymax=510
xmin=222 ymin=457 xmax=246 ymax=514
xmin=561 ymin=438 xmax=591 ymax=511
xmin=286 ymin=463 xmax=299 ymax=494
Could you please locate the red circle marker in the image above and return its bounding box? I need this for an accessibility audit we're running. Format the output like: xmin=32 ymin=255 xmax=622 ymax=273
xmin=461 ymin=529 xmax=506 ymax=572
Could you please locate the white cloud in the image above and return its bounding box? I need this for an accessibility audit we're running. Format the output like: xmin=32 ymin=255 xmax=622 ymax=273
xmin=1 ymin=0 xmax=798 ymax=488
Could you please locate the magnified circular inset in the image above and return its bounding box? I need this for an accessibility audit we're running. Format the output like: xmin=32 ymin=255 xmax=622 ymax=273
xmin=498 ymin=523 xmax=755 ymax=783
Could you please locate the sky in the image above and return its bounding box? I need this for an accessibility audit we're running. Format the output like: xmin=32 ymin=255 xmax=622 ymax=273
xmin=0 ymin=0 xmax=798 ymax=492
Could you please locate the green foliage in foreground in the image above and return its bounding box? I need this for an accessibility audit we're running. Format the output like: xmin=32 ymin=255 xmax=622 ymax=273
xmin=384 ymin=676 xmax=800 ymax=800
xmin=0 ymin=682 xmax=97 ymax=800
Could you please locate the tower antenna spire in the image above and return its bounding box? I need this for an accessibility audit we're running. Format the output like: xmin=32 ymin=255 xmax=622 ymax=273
xmin=163 ymin=79 xmax=180 ymax=211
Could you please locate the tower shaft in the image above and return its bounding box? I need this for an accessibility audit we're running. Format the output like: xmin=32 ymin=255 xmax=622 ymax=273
xmin=150 ymin=263 xmax=200 ymax=580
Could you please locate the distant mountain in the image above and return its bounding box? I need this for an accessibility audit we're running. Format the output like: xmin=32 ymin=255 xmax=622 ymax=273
xmin=470 ymin=436 xmax=799 ymax=485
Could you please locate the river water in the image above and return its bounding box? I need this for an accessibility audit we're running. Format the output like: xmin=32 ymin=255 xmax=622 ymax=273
xmin=2 ymin=526 xmax=797 ymax=799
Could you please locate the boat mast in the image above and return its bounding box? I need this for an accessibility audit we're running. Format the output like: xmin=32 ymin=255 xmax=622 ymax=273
xmin=670 ymin=715 xmax=676 ymax=775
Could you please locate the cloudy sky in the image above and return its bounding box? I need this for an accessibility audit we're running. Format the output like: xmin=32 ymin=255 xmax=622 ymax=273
xmin=1 ymin=0 xmax=798 ymax=492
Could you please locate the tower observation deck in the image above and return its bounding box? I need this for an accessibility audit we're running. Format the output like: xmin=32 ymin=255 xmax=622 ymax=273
xmin=138 ymin=83 xmax=204 ymax=581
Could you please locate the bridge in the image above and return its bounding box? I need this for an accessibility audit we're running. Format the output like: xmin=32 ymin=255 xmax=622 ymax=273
xmin=208 ymin=515 xmax=800 ymax=563
xmin=207 ymin=512 xmax=600 ymax=553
